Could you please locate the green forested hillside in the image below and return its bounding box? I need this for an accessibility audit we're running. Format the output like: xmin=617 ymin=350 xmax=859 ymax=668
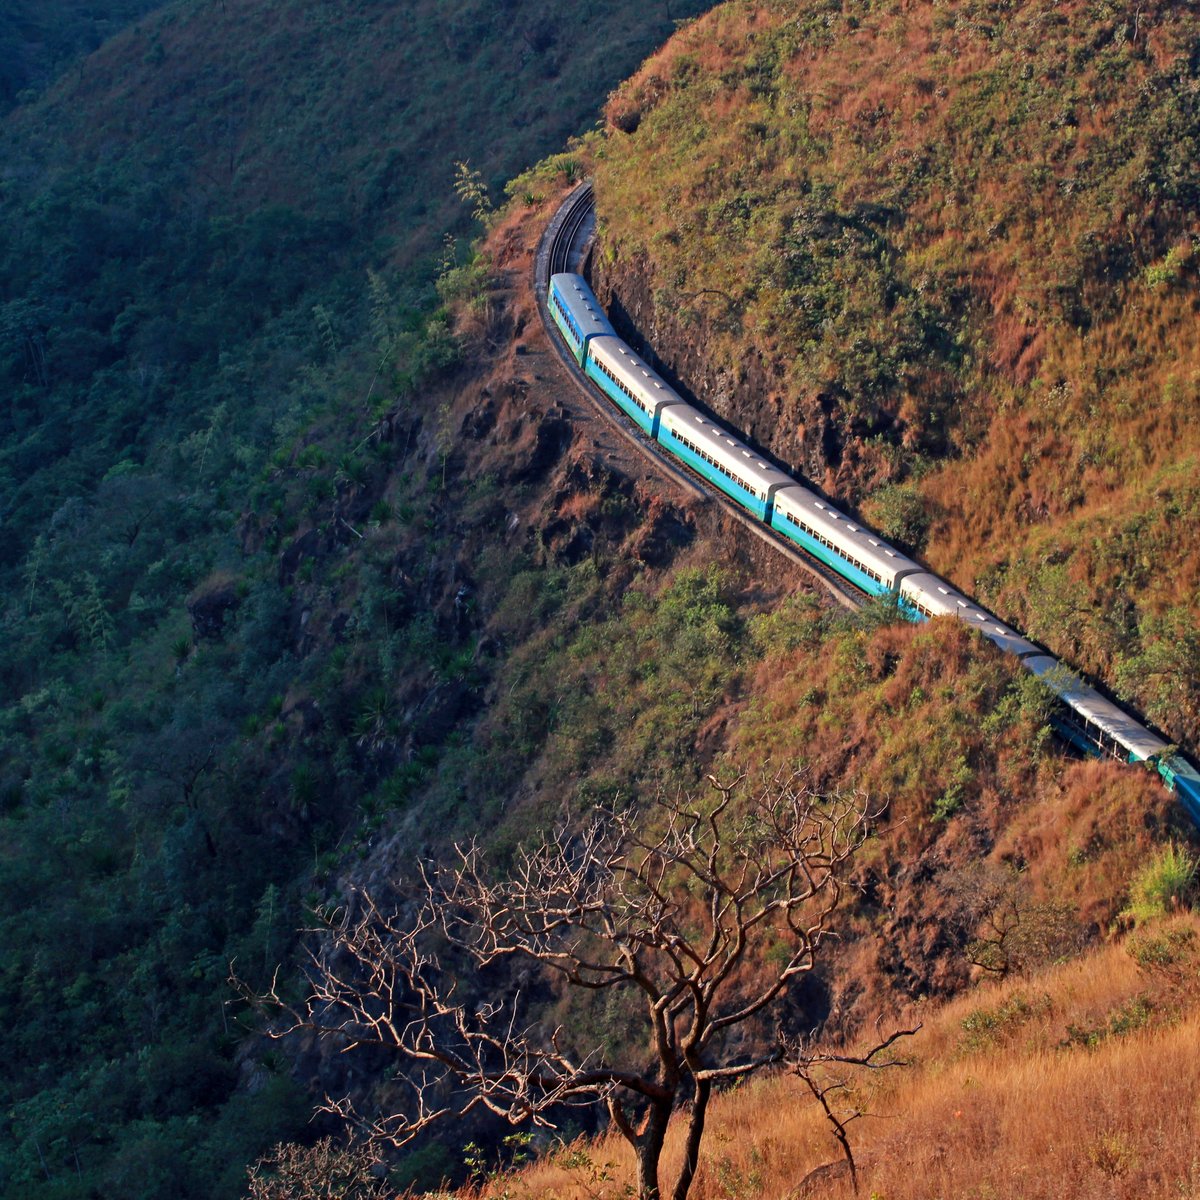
xmin=0 ymin=3 xmax=715 ymax=1196
xmin=5 ymin=0 xmax=1198 ymax=1197
xmin=0 ymin=0 xmax=167 ymax=110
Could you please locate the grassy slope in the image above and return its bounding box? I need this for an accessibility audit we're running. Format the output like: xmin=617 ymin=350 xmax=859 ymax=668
xmin=2 ymin=0 xmax=1194 ymax=1194
xmin=593 ymin=0 xmax=1200 ymax=750
xmin=508 ymin=915 xmax=1200 ymax=1200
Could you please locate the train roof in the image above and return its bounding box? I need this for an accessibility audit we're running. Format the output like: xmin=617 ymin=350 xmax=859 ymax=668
xmin=773 ymin=485 xmax=921 ymax=585
xmin=549 ymin=273 xmax=616 ymax=341
xmin=587 ymin=335 xmax=685 ymax=414
xmin=899 ymin=572 xmax=1042 ymax=657
xmin=659 ymin=404 xmax=795 ymax=497
xmin=1023 ymin=654 xmax=1170 ymax=761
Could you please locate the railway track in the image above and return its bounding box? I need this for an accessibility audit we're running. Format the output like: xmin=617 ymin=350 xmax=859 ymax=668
xmin=548 ymin=181 xmax=594 ymax=276
xmin=535 ymin=184 xmax=866 ymax=611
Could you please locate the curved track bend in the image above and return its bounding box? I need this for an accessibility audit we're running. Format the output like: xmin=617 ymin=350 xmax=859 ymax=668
xmin=535 ymin=183 xmax=864 ymax=611
xmin=531 ymin=182 xmax=1200 ymax=805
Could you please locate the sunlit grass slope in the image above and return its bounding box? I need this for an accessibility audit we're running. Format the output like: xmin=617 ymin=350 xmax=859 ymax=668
xmin=593 ymin=0 xmax=1200 ymax=749
xmin=490 ymin=914 xmax=1200 ymax=1200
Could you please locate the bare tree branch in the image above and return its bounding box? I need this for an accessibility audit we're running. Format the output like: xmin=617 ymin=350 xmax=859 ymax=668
xmin=236 ymin=771 xmax=878 ymax=1200
xmin=785 ymin=1021 xmax=922 ymax=1195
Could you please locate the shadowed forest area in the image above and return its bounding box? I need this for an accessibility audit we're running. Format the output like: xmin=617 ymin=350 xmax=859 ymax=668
xmin=0 ymin=0 xmax=167 ymax=110
xmin=0 ymin=2 xmax=717 ymax=1195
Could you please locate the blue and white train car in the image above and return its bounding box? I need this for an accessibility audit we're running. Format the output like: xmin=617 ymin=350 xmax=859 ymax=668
xmin=656 ymin=404 xmax=795 ymax=522
xmin=898 ymin=572 xmax=1042 ymax=658
xmin=548 ymin=273 xmax=614 ymax=367
xmin=1161 ymin=757 xmax=1200 ymax=828
xmin=544 ymin=269 xmax=1200 ymax=828
xmin=585 ymin=336 xmax=681 ymax=438
xmin=771 ymin=486 xmax=920 ymax=599
xmin=1023 ymin=655 xmax=1170 ymax=763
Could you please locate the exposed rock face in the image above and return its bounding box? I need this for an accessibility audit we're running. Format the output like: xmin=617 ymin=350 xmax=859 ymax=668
xmin=629 ymin=498 xmax=694 ymax=567
xmin=186 ymin=577 xmax=240 ymax=640
xmin=279 ymin=527 xmax=324 ymax=587
xmin=409 ymin=680 xmax=481 ymax=749
xmin=502 ymin=410 xmax=573 ymax=483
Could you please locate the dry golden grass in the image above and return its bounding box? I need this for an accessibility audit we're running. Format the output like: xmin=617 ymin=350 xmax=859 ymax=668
xmin=468 ymin=916 xmax=1200 ymax=1200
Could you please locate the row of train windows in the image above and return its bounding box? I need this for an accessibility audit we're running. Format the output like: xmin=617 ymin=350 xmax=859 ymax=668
xmin=552 ymin=292 xmax=584 ymax=342
xmin=671 ymin=431 xmax=762 ymax=499
xmin=911 ymin=599 xmax=998 ymax=625
xmin=593 ymin=357 xmax=650 ymax=413
xmin=782 ymin=511 xmax=884 ymax=583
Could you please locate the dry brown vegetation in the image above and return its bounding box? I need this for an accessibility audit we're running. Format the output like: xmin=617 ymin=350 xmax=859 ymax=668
xmin=593 ymin=0 xmax=1200 ymax=752
xmin=470 ymin=914 xmax=1200 ymax=1200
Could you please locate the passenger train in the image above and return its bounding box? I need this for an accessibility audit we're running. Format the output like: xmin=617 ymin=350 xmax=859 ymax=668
xmin=548 ymin=271 xmax=1200 ymax=827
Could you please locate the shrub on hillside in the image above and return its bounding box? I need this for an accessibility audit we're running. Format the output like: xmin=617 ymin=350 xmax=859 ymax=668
xmin=1121 ymin=843 xmax=1197 ymax=923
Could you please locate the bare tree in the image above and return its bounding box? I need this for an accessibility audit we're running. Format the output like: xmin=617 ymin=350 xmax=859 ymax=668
xmin=945 ymin=862 xmax=1085 ymax=977
xmin=250 ymin=773 xmax=874 ymax=1200
xmin=785 ymin=1023 xmax=920 ymax=1196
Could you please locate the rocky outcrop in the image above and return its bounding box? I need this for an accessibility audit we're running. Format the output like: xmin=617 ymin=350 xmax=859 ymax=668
xmin=186 ymin=574 xmax=241 ymax=640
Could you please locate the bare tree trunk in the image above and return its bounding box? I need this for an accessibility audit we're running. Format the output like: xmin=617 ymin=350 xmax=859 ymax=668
xmin=245 ymin=775 xmax=876 ymax=1186
xmin=635 ymin=1100 xmax=673 ymax=1200
xmin=672 ymin=1078 xmax=712 ymax=1200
